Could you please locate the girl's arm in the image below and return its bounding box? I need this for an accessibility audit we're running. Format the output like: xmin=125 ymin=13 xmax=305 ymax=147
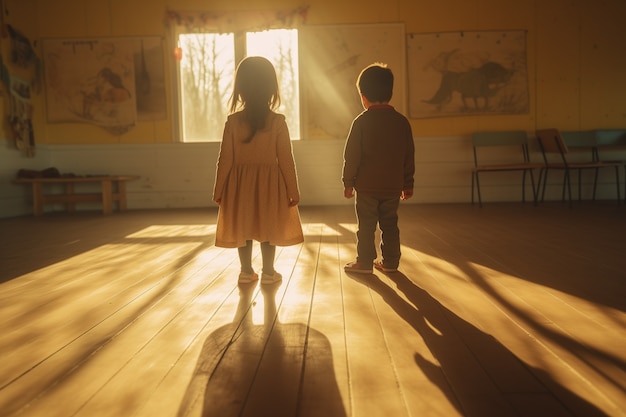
xmin=275 ymin=115 xmax=300 ymax=205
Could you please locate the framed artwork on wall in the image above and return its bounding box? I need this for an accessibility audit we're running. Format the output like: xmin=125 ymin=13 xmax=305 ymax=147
xmin=407 ymin=30 xmax=529 ymax=119
xmin=42 ymin=36 xmax=166 ymax=134
xmin=8 ymin=75 xmax=34 ymax=155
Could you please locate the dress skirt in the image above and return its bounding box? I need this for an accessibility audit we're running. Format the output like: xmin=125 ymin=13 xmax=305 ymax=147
xmin=215 ymin=163 xmax=303 ymax=248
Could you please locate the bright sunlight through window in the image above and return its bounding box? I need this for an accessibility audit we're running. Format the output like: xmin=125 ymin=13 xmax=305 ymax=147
xmin=177 ymin=29 xmax=300 ymax=142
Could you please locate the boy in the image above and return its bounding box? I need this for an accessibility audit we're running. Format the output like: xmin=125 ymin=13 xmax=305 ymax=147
xmin=342 ymin=63 xmax=415 ymax=274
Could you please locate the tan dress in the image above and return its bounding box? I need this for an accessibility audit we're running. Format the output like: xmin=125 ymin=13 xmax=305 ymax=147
xmin=213 ymin=111 xmax=304 ymax=248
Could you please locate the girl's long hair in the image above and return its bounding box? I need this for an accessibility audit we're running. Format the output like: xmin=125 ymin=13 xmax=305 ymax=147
xmin=229 ymin=56 xmax=281 ymax=143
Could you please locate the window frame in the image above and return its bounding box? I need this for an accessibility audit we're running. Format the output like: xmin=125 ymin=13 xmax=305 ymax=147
xmin=172 ymin=27 xmax=301 ymax=143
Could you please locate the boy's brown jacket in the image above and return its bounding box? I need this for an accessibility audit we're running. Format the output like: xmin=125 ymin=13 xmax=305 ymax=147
xmin=342 ymin=104 xmax=415 ymax=198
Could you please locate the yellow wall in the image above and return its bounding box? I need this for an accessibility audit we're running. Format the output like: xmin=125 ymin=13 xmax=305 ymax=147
xmin=1 ymin=0 xmax=625 ymax=145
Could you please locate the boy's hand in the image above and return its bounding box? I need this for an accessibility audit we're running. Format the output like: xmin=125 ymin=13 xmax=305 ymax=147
xmin=344 ymin=187 xmax=355 ymax=199
xmin=401 ymin=189 xmax=413 ymax=200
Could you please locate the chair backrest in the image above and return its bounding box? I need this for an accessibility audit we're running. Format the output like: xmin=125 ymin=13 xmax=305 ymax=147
xmin=536 ymin=128 xmax=569 ymax=154
xmin=471 ymin=130 xmax=531 ymax=166
xmin=472 ymin=130 xmax=528 ymax=147
xmin=560 ymin=130 xmax=595 ymax=149
xmin=594 ymin=129 xmax=626 ymax=147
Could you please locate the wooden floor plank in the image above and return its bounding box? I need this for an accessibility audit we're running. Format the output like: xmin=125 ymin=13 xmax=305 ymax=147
xmin=362 ymin=270 xmax=466 ymax=417
xmin=240 ymin=225 xmax=316 ymax=417
xmin=11 ymin=247 xmax=240 ymax=416
xmin=72 ymin=258 xmax=245 ymax=417
xmin=338 ymin=227 xmax=410 ymax=417
xmin=0 ymin=204 xmax=624 ymax=417
xmin=397 ymin=204 xmax=626 ymax=416
xmin=136 ymin=282 xmax=259 ymax=417
xmin=0 ymin=235 xmax=218 ymax=393
xmin=299 ymin=222 xmax=351 ymax=417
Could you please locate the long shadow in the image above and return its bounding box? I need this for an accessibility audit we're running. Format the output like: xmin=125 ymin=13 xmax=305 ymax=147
xmin=451 ymin=256 xmax=626 ymax=400
xmin=178 ymin=283 xmax=346 ymax=417
xmin=347 ymin=271 xmax=609 ymax=417
xmin=397 ymin=203 xmax=626 ymax=311
xmin=392 ymin=204 xmax=626 ymax=406
xmin=0 ymin=208 xmax=225 ymax=414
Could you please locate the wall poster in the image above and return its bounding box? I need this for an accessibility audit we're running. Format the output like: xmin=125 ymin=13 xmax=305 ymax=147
xmin=8 ymin=75 xmax=34 ymax=155
xmin=42 ymin=37 xmax=166 ymax=135
xmin=407 ymin=30 xmax=529 ymax=119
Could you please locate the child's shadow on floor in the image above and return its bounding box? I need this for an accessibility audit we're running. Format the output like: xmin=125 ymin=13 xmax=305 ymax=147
xmin=348 ymin=271 xmax=609 ymax=417
xmin=177 ymin=282 xmax=346 ymax=417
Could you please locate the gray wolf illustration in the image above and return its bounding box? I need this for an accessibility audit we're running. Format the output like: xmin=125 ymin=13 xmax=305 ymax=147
xmin=424 ymin=61 xmax=514 ymax=111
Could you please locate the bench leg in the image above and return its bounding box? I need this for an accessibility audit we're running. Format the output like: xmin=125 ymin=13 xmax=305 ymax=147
xmin=102 ymin=180 xmax=113 ymax=214
xmin=32 ymin=182 xmax=44 ymax=216
xmin=65 ymin=183 xmax=76 ymax=213
xmin=117 ymin=181 xmax=128 ymax=211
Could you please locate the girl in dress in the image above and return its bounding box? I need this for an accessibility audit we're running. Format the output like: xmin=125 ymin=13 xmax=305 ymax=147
xmin=213 ymin=56 xmax=304 ymax=285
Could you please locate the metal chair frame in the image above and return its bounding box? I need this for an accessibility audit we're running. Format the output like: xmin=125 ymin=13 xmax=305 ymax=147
xmin=471 ymin=131 xmax=543 ymax=207
xmin=535 ymin=129 xmax=621 ymax=207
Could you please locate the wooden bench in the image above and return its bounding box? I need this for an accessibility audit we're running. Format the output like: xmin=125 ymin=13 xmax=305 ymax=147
xmin=14 ymin=175 xmax=140 ymax=216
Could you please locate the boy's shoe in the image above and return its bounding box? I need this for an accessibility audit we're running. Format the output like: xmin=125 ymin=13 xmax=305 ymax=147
xmin=374 ymin=260 xmax=398 ymax=273
xmin=238 ymin=271 xmax=259 ymax=284
xmin=344 ymin=261 xmax=373 ymax=274
xmin=261 ymin=272 xmax=283 ymax=285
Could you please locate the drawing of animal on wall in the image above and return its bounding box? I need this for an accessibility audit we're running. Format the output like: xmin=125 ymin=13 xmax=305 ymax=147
xmin=424 ymin=60 xmax=511 ymax=110
xmin=422 ymin=49 xmax=526 ymax=114
xmin=407 ymin=31 xmax=529 ymax=118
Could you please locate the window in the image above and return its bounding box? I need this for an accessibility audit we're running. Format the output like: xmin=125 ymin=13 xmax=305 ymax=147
xmin=176 ymin=29 xmax=300 ymax=142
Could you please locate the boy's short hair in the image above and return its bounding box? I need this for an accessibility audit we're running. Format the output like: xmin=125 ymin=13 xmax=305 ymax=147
xmin=357 ymin=63 xmax=394 ymax=103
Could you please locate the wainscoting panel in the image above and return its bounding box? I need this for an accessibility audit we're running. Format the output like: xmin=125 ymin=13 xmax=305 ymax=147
xmin=2 ymin=135 xmax=623 ymax=217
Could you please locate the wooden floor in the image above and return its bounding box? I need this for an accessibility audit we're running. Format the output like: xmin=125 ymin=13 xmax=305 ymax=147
xmin=1 ymin=203 xmax=625 ymax=417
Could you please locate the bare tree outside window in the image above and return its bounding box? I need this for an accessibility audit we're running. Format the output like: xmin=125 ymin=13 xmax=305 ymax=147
xmin=177 ymin=29 xmax=300 ymax=142
xmin=247 ymin=29 xmax=300 ymax=139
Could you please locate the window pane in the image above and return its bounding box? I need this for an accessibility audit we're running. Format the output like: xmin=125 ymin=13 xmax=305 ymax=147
xmin=247 ymin=29 xmax=300 ymax=139
xmin=177 ymin=29 xmax=300 ymax=142
xmin=179 ymin=33 xmax=235 ymax=142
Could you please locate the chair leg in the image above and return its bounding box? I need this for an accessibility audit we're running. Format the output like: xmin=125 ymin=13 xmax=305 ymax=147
xmin=622 ymin=165 xmax=626 ymax=203
xmin=615 ymin=166 xmax=621 ymax=205
xmin=475 ymin=173 xmax=483 ymax=208
xmin=578 ymin=169 xmax=583 ymax=201
xmin=592 ymin=168 xmax=599 ymax=201
xmin=529 ymin=170 xmax=538 ymax=206
xmin=471 ymin=172 xmax=476 ymax=205
xmin=521 ymin=170 xmax=527 ymax=203
xmin=540 ymin=169 xmax=548 ymax=202
xmin=565 ymin=170 xmax=573 ymax=207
